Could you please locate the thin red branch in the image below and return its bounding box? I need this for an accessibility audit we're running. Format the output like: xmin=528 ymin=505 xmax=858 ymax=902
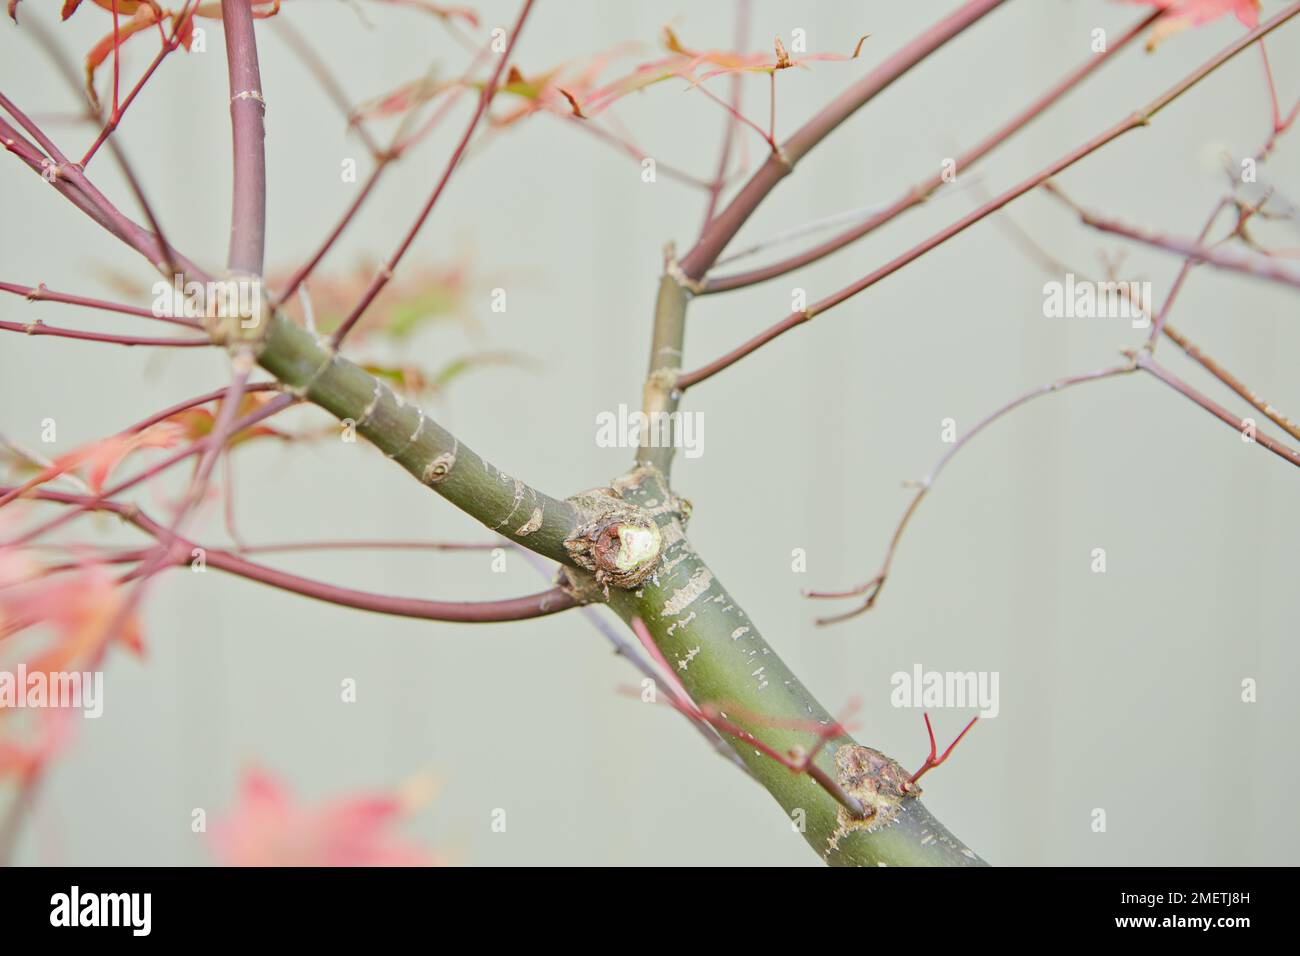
xmin=1162 ymin=324 xmax=1300 ymax=442
xmin=563 ymin=117 xmax=713 ymax=190
xmin=807 ymin=362 xmax=1135 ymax=624
xmin=992 ymin=194 xmax=1300 ymax=453
xmin=629 ymin=617 xmax=867 ymax=819
xmin=388 ymin=46 xmax=495 ymax=157
xmin=0 ymin=383 xmax=280 ymax=513
xmin=329 ymin=0 xmax=537 ymax=346
xmin=905 ymin=713 xmax=979 ymax=792
xmin=500 ymin=541 xmax=746 ymax=771
xmin=275 ymin=163 xmax=385 ymax=305
xmin=0 ymin=319 xmax=209 ymax=348
xmin=274 ymin=41 xmax=497 ymax=304
xmin=114 ymin=361 xmax=258 ymax=641
xmin=677 ymin=4 xmax=1300 ymax=389
xmin=0 ymin=112 xmax=210 ymax=282
xmin=700 ymin=9 xmax=1161 ymax=293
xmin=0 ymin=41 xmax=179 ymax=281
xmin=81 ymin=1 xmax=202 ymax=167
xmin=11 ymin=489 xmax=577 ymax=625
xmin=0 ymin=280 xmax=200 ymax=330
xmin=678 ymin=0 xmax=1009 ymax=280
xmin=1259 ymin=39 xmax=1281 ymax=132
xmin=272 ymin=14 xmax=383 ymax=159
xmin=1147 ymin=198 xmax=1231 ymax=348
xmin=111 ymin=0 xmax=122 ymax=115
xmin=699 ymin=0 xmax=750 ymax=230
xmin=1133 ymin=351 xmax=1300 ymax=469
xmin=692 ymin=81 xmax=773 ymax=152
xmin=1048 ymin=185 xmax=1300 ymax=291
xmin=1 ymin=394 xmax=298 ymax=544
xmin=237 ymin=538 xmax=502 ymax=555
xmin=124 ymin=382 xmax=281 ymax=434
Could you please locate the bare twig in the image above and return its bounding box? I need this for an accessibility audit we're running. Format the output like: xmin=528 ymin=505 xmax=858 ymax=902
xmin=12 ymin=488 xmax=578 ymax=625
xmin=807 ymin=362 xmax=1135 ymax=623
xmin=678 ymin=4 xmax=1300 ymax=389
xmin=330 ymin=0 xmax=537 ymax=346
xmin=700 ymin=9 xmax=1161 ymax=292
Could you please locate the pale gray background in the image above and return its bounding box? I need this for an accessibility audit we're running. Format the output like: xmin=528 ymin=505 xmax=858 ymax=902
xmin=2 ymin=0 xmax=1297 ymax=866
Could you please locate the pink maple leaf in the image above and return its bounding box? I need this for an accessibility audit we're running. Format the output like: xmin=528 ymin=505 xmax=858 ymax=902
xmin=210 ymin=768 xmax=436 ymax=867
xmin=1119 ymin=0 xmax=1261 ymax=50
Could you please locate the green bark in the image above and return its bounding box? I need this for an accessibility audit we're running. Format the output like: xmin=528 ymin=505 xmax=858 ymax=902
xmin=252 ymin=309 xmax=983 ymax=865
xmin=602 ymin=467 xmax=984 ymax=866
xmin=256 ymin=313 xmax=578 ymax=562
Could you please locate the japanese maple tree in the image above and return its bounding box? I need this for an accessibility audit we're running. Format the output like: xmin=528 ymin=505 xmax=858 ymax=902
xmin=1 ymin=0 xmax=1297 ymax=866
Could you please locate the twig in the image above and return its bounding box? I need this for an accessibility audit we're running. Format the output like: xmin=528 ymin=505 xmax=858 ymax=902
xmin=991 ymin=195 xmax=1300 ymax=448
xmin=699 ymin=0 xmax=750 ymax=230
xmin=563 ymin=117 xmax=713 ymax=190
xmin=513 ymin=545 xmax=750 ymax=772
xmin=330 ymin=0 xmax=537 ymax=346
xmin=630 ymin=619 xmax=861 ymax=814
xmin=1 ymin=395 xmax=298 ymax=545
xmin=0 ymin=320 xmax=209 ymax=347
xmin=1162 ymin=325 xmax=1300 ymax=442
xmin=0 ymin=280 xmax=200 ymax=330
xmin=1146 ymin=198 xmax=1232 ymax=348
xmin=12 ymin=488 xmax=578 ymax=624
xmin=275 ymin=42 xmax=496 ymax=305
xmin=1133 ymin=351 xmax=1300 ymax=469
xmin=237 ymin=538 xmax=502 ymax=554
xmin=904 ymin=714 xmax=979 ymax=792
xmin=678 ymin=0 xmax=1009 ymax=279
xmin=699 ymin=9 xmax=1161 ymax=293
xmin=807 ymin=362 xmax=1135 ymax=624
xmin=81 ymin=1 xmax=202 ymax=167
xmin=1045 ymin=183 xmax=1300 ymax=292
xmin=272 ymin=14 xmax=382 ymax=158
xmin=677 ymin=4 xmax=1300 ymax=389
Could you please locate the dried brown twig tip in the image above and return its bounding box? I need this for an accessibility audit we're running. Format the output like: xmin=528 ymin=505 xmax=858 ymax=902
xmin=904 ymin=713 xmax=979 ymax=794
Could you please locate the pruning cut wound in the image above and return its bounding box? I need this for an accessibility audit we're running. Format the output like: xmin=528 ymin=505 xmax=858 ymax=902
xmin=825 ymin=744 xmax=919 ymax=857
xmin=564 ymin=487 xmax=665 ymax=590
